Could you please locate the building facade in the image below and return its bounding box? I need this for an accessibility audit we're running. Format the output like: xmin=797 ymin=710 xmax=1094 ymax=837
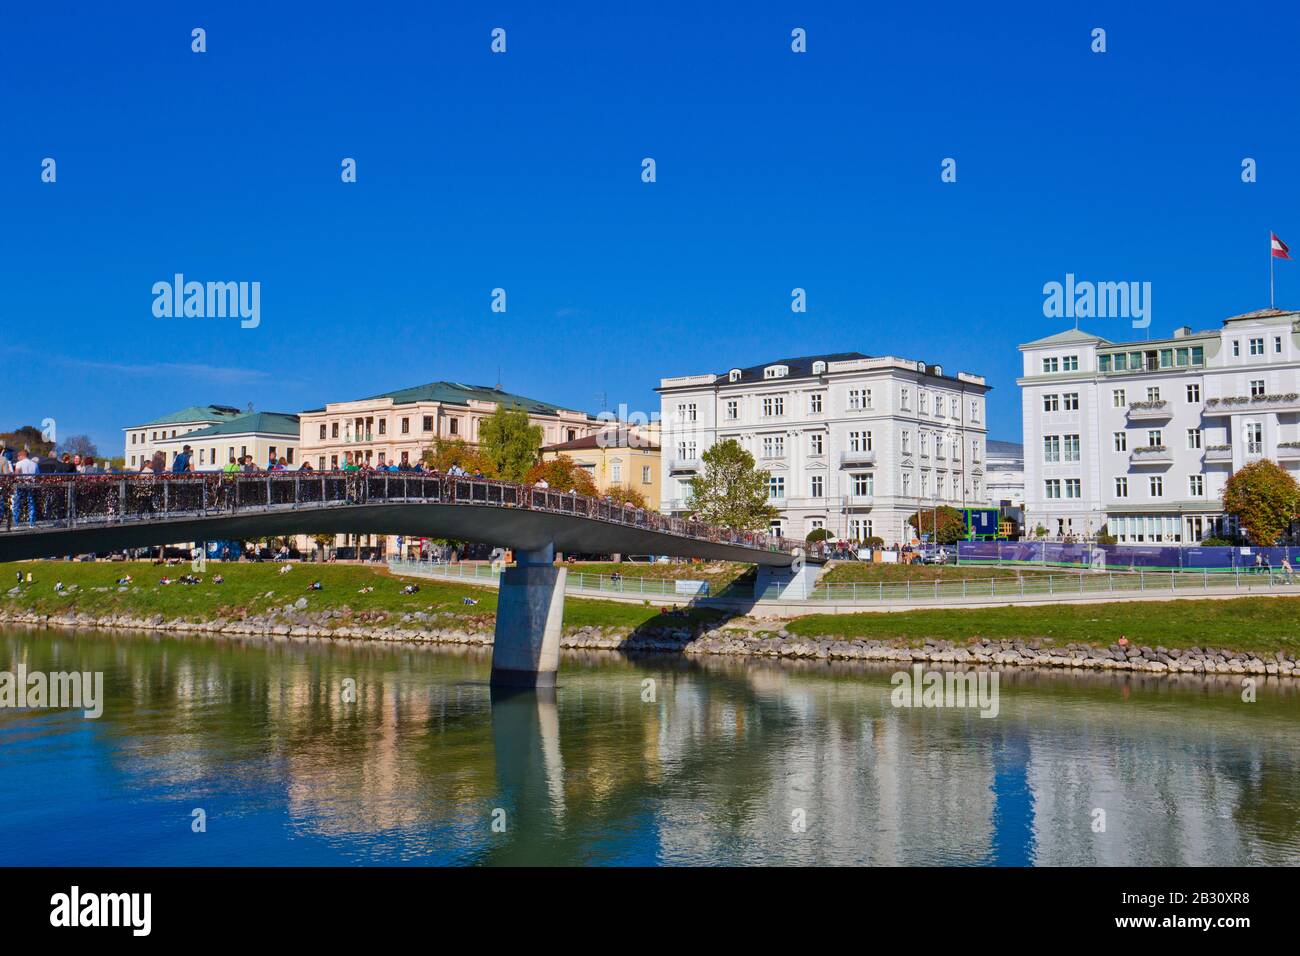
xmin=123 ymin=404 xmax=245 ymax=470
xmin=154 ymin=412 xmax=301 ymax=471
xmin=984 ymin=440 xmax=1025 ymax=508
xmin=657 ymin=353 xmax=990 ymax=545
xmin=297 ymin=381 xmax=599 ymax=471
xmin=1019 ymin=308 xmax=1300 ymax=543
xmin=540 ymin=424 xmax=661 ymax=509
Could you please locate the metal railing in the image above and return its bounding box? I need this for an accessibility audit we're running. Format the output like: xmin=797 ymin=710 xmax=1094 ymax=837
xmin=0 ymin=472 xmax=804 ymax=557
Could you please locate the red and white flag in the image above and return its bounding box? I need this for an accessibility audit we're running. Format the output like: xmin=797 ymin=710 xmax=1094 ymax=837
xmin=1272 ymin=232 xmax=1291 ymax=260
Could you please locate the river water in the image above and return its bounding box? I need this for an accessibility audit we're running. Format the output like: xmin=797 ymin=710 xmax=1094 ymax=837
xmin=1 ymin=626 xmax=1297 ymax=866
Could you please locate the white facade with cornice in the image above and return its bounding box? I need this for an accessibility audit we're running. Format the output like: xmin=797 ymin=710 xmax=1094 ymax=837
xmin=1018 ymin=308 xmax=1300 ymax=544
xmin=656 ymin=352 xmax=990 ymax=546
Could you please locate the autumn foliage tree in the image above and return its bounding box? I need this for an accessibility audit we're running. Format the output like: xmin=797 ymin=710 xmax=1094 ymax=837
xmin=1222 ymin=459 xmax=1300 ymax=545
xmin=602 ymin=483 xmax=648 ymax=509
xmin=423 ymin=438 xmax=497 ymax=477
xmin=906 ymin=505 xmax=965 ymax=544
xmin=524 ymin=456 xmax=598 ymax=495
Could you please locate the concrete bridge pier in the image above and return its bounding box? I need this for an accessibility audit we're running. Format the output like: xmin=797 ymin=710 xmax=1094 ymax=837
xmin=755 ymin=559 xmax=823 ymax=601
xmin=490 ymin=544 xmax=567 ymax=688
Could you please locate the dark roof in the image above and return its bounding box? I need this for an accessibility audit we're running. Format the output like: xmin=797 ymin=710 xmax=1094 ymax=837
xmin=135 ymin=404 xmax=245 ymax=427
xmin=986 ymin=439 xmax=1023 ymax=457
xmin=303 ymin=381 xmax=588 ymax=417
xmin=542 ymin=428 xmax=658 ymax=453
xmin=723 ymin=352 xmax=871 ymax=385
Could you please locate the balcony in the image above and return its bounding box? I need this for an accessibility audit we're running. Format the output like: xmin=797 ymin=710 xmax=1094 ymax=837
xmin=1130 ymin=445 xmax=1172 ymax=465
xmin=840 ymin=449 xmax=877 ymax=467
xmin=1205 ymin=393 xmax=1300 ymax=415
xmin=1127 ymin=401 xmax=1171 ymax=421
xmin=668 ymin=458 xmax=702 ymax=474
xmin=1203 ymin=445 xmax=1233 ymax=463
xmin=1278 ymin=443 xmax=1300 ymax=460
xmin=846 ymin=494 xmax=875 ymax=507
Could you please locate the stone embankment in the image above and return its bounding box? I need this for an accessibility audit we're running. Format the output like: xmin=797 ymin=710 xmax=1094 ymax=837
xmin=1 ymin=609 xmax=1295 ymax=678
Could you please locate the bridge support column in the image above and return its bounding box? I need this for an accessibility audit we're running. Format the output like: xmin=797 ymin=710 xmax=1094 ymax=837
xmin=755 ymin=561 xmax=823 ymax=601
xmin=491 ymin=544 xmax=566 ymax=688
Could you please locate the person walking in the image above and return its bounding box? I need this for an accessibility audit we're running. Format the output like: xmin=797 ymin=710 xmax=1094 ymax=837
xmin=13 ymin=450 xmax=38 ymax=526
xmin=172 ymin=445 xmax=193 ymax=474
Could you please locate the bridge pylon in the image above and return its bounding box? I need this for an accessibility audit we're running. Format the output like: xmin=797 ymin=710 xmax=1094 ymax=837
xmin=490 ymin=544 xmax=567 ymax=688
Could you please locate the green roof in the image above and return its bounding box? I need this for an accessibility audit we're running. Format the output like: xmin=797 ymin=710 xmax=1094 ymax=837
xmin=180 ymin=412 xmax=300 ymax=439
xmin=137 ymin=404 xmax=245 ymax=427
xmin=1018 ymin=328 xmax=1111 ymax=348
xmin=306 ymin=381 xmax=587 ymax=417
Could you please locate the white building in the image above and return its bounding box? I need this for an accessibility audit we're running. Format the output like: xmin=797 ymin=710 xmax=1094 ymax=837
xmin=984 ymin=440 xmax=1025 ymax=509
xmin=1018 ymin=308 xmax=1300 ymax=544
xmin=122 ymin=404 xmax=245 ymax=470
xmin=657 ymin=352 xmax=990 ymax=545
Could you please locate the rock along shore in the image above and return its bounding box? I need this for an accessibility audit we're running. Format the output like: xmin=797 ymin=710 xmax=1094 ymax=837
xmin=2 ymin=607 xmax=1296 ymax=679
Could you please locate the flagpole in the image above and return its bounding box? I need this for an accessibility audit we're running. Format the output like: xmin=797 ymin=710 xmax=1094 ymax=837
xmin=1271 ymin=230 xmax=1275 ymax=309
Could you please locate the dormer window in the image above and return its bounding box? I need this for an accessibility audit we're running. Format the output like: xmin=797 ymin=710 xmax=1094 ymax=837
xmin=728 ymin=368 xmax=742 ymax=382
xmin=763 ymin=365 xmax=789 ymax=379
xmin=811 ymin=360 xmax=826 ymax=375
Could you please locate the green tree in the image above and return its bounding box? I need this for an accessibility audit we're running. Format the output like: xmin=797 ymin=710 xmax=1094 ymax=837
xmin=686 ymin=439 xmax=778 ymax=530
xmin=478 ymin=405 xmax=542 ymax=481
xmin=1222 ymin=459 xmax=1300 ymax=545
xmin=906 ymin=506 xmax=965 ymax=544
xmin=1 ymin=425 xmax=55 ymax=457
xmin=423 ymin=437 xmax=497 ymax=477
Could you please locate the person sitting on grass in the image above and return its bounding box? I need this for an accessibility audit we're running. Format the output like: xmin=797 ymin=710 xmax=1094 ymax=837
xmin=358 ymin=585 xmax=374 ymax=594
xmin=308 ymin=581 xmax=322 ymax=591
xmin=212 ymin=574 xmax=224 ymax=584
xmin=462 ymin=596 xmax=478 ymax=605
xmin=278 ymin=564 xmax=293 ymax=575
xmin=401 ymin=584 xmax=420 ymax=594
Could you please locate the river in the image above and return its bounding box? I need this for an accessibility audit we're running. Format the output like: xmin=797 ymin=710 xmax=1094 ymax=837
xmin=1 ymin=626 xmax=1297 ymax=866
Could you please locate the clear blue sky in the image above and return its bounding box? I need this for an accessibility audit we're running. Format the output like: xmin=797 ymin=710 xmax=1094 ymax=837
xmin=4 ymin=1 xmax=1299 ymax=454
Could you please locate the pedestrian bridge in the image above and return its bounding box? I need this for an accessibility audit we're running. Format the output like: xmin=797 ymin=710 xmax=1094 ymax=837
xmin=1 ymin=473 xmax=820 ymax=687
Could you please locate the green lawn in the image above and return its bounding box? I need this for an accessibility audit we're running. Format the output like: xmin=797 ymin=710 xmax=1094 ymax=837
xmin=820 ymin=562 xmax=1064 ymax=585
xmin=786 ymin=596 xmax=1300 ymax=656
xmin=564 ymin=560 xmax=754 ymax=592
xmin=0 ymin=560 xmax=724 ymax=635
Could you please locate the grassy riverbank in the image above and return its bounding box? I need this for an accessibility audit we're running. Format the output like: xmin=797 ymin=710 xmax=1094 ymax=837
xmin=786 ymin=597 xmax=1300 ymax=657
xmin=0 ymin=561 xmax=722 ymax=633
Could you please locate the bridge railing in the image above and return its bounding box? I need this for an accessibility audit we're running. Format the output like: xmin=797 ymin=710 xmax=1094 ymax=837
xmin=0 ymin=473 xmax=806 ymax=557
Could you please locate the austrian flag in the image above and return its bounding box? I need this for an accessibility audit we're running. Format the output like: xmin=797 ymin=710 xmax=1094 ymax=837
xmin=1272 ymin=233 xmax=1291 ymax=260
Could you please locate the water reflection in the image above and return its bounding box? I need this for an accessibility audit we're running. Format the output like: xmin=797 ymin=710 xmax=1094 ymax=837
xmin=0 ymin=628 xmax=1297 ymax=866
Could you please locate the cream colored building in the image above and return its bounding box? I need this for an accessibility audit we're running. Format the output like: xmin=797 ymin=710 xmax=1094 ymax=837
xmin=154 ymin=412 xmax=301 ymax=471
xmin=123 ymin=404 xmax=245 ymax=470
xmin=298 ymin=381 xmax=598 ymax=470
xmin=540 ymin=424 xmax=661 ymax=509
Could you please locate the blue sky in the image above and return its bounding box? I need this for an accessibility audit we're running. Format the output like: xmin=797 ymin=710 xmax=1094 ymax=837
xmin=4 ymin=1 xmax=1299 ymax=454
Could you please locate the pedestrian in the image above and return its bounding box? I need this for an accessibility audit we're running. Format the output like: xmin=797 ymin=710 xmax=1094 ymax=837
xmin=172 ymin=445 xmax=193 ymax=474
xmin=13 ymin=450 xmax=38 ymax=525
xmin=1282 ymin=556 xmax=1295 ymax=584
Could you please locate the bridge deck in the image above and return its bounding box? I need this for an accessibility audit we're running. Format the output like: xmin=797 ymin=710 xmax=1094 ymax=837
xmin=0 ymin=473 xmax=816 ymax=566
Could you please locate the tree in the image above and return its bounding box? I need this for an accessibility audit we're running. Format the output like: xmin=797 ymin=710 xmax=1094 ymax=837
xmin=686 ymin=439 xmax=778 ymax=530
xmin=806 ymin=527 xmax=832 ymax=543
xmin=58 ymin=434 xmax=98 ymax=457
xmin=906 ymin=506 xmax=965 ymax=544
xmin=478 ymin=405 xmax=542 ymax=481
xmin=0 ymin=425 xmax=55 ymax=457
xmin=423 ymin=437 xmax=497 ymax=476
xmin=1222 ymin=459 xmax=1300 ymax=545
xmin=524 ymin=456 xmax=598 ymax=495
xmin=603 ymin=483 xmax=648 ymax=509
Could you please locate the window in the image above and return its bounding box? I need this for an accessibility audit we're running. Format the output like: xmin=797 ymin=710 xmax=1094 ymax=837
xmin=1250 ymin=379 xmax=1266 ymax=397
xmin=1147 ymin=429 xmax=1163 ymax=447
xmin=919 ymin=431 xmax=929 ymax=457
xmin=678 ymin=402 xmax=698 ymax=422
xmin=1246 ymin=422 xmax=1263 ymax=455
xmin=1232 ymin=340 xmax=1240 ymax=357
xmin=1043 ymin=394 xmax=1059 ymax=413
xmin=810 ymin=475 xmax=824 ymax=498
xmin=374 ymin=419 xmax=385 ymax=436
xmin=1189 ymin=475 xmax=1204 ymax=496
xmin=1099 ymin=355 xmax=1112 ymax=372
xmin=919 ymin=391 xmax=929 ymax=414
xmin=449 ymin=418 xmax=459 ymax=435
xmin=764 ymin=366 xmax=788 ymax=379
xmin=1042 ymin=357 xmax=1059 ymax=373
xmin=902 ymin=472 xmax=911 ymax=495
xmin=766 ymin=476 xmax=785 ymax=499
xmin=1064 ymin=434 xmax=1080 ymax=462
xmin=611 ymin=460 xmax=622 ymax=482
xmin=319 ymin=424 xmax=327 ymax=439
xmin=1186 ymin=428 xmax=1202 ymax=450
xmin=921 ymin=473 xmax=930 ymax=498
xmin=1043 ymin=435 xmax=1061 ymax=462
xmin=1249 ymin=337 xmax=1264 ymax=356
xmin=809 ymin=433 xmax=824 ymax=455
xmin=970 ymin=400 xmax=980 ymax=421
xmin=900 ymin=387 xmax=911 ymax=409
xmin=1275 ymin=335 xmax=1283 ymax=354
xmin=1114 ymin=477 xmax=1128 ymax=498
xmin=761 ymin=435 xmax=785 ymax=458
xmin=676 ymin=440 xmax=697 ymax=460
xmin=848 ymin=389 xmax=865 ymax=411
xmin=761 ymin=396 xmax=784 ymax=417
xmin=400 ymin=417 xmax=409 ymax=434
xmin=725 ymin=400 xmax=738 ymax=420
xmin=853 ymin=473 xmax=874 ymax=497
xmin=1146 ymin=387 xmax=1161 ymax=402
xmin=1065 ymin=478 xmax=1081 ymax=499
xmin=331 ymin=422 xmax=339 ymax=439
xmin=1044 ymin=479 xmax=1061 ymax=499
xmin=1063 ymin=393 xmax=1079 ymax=411
xmin=971 ymin=440 xmax=980 ymax=461
xmin=848 ymin=430 xmax=872 ymax=452
xmin=950 ymin=397 xmax=958 ymax=417
xmin=808 ymin=394 xmax=822 ymax=415
xmin=1113 ymin=431 xmax=1127 ymax=452
xmin=1063 ymin=355 xmax=1078 ymax=371
xmin=1149 ymin=476 xmax=1164 ymax=497
xmin=642 ymin=466 xmax=651 ymax=484
xmin=1186 ymin=383 xmax=1200 ymax=403
xmin=1112 ymin=389 xmax=1126 ymax=407
xmin=901 ymin=431 xmax=910 ymax=454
